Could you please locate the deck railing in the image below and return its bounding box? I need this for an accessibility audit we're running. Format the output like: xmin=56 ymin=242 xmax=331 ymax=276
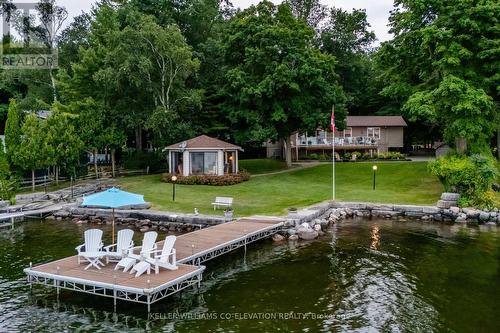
xmin=296 ymin=136 xmax=379 ymax=146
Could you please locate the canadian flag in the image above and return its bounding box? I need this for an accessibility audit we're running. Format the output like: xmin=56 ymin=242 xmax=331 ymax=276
xmin=330 ymin=106 xmax=335 ymax=132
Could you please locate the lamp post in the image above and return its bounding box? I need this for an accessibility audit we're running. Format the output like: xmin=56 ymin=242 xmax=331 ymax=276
xmin=171 ymin=175 xmax=177 ymax=201
xmin=372 ymin=165 xmax=378 ymax=190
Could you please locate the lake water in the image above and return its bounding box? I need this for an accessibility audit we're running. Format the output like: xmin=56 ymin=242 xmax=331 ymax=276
xmin=0 ymin=218 xmax=499 ymax=332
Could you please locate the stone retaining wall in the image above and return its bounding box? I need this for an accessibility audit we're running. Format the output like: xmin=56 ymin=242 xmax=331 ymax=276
xmin=279 ymin=200 xmax=499 ymax=242
xmin=53 ymin=205 xmax=227 ymax=233
xmin=330 ymin=202 xmax=499 ymax=224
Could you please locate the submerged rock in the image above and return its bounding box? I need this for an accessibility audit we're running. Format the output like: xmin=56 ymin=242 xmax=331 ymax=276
xmin=298 ymin=230 xmax=319 ymax=240
xmin=288 ymin=234 xmax=299 ymax=241
xmin=272 ymin=234 xmax=285 ymax=242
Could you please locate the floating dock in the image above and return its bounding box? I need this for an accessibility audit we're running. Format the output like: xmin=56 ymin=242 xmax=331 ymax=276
xmin=24 ymin=217 xmax=283 ymax=310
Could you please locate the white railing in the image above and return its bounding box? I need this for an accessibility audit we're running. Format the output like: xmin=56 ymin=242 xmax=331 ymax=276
xmin=296 ymin=136 xmax=379 ymax=146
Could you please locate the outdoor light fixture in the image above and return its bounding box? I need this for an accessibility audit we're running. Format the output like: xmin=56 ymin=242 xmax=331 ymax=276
xmin=229 ymin=155 xmax=234 ymax=161
xmin=372 ymin=165 xmax=378 ymax=190
xmin=171 ymin=175 xmax=178 ymax=201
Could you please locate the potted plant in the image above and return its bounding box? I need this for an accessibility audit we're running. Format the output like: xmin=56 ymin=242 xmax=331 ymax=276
xmin=224 ymin=208 xmax=234 ymax=219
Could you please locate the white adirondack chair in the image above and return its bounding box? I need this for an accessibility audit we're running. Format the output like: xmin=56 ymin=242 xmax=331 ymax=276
xmin=75 ymin=229 xmax=106 ymax=270
xmin=115 ymin=231 xmax=158 ymax=272
xmin=104 ymin=229 xmax=134 ymax=263
xmin=131 ymin=236 xmax=178 ymax=277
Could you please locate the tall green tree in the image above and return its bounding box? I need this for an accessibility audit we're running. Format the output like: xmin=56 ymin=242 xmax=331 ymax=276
xmin=377 ymin=0 xmax=499 ymax=154
xmin=4 ymin=99 xmax=21 ymax=166
xmin=59 ymin=4 xmax=200 ymax=150
xmin=16 ymin=114 xmax=50 ymax=191
xmin=220 ymin=1 xmax=346 ymax=166
xmin=45 ymin=106 xmax=84 ymax=182
xmin=319 ymin=7 xmax=378 ymax=115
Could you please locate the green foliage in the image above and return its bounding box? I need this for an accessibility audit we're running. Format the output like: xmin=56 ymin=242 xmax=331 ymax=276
xmin=378 ymin=0 xmax=500 ymax=153
xmin=219 ymin=1 xmax=347 ymax=148
xmin=4 ymin=99 xmax=21 ymax=166
xmin=15 ymin=114 xmax=50 ymax=173
xmin=0 ymin=177 xmax=19 ymax=202
xmin=0 ymin=139 xmax=10 ymax=179
xmin=59 ymin=4 xmax=201 ymax=148
xmin=45 ymin=106 xmax=84 ymax=174
xmin=161 ymin=171 xmax=251 ymax=186
xmin=122 ymin=150 xmax=166 ymax=172
xmin=429 ymin=154 xmax=498 ymax=209
xmin=319 ymin=8 xmax=380 ymax=116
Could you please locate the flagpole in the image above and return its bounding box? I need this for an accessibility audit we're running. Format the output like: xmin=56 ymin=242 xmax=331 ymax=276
xmin=332 ymin=106 xmax=336 ymax=201
xmin=332 ymin=130 xmax=335 ymax=201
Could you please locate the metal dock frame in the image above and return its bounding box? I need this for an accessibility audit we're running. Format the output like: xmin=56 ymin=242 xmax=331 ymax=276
xmin=24 ymin=265 xmax=205 ymax=312
xmin=179 ymin=222 xmax=284 ymax=265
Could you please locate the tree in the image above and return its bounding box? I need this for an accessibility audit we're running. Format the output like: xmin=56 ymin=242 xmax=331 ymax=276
xmin=4 ymin=99 xmax=21 ymax=166
xmin=219 ymin=1 xmax=346 ymax=166
xmin=285 ymin=0 xmax=327 ymax=30
xmin=59 ymin=4 xmax=201 ymax=150
xmin=377 ymin=0 xmax=499 ymax=154
xmin=33 ymin=0 xmax=68 ymax=102
xmin=45 ymin=106 xmax=83 ymax=183
xmin=16 ymin=114 xmax=50 ymax=191
xmin=319 ymin=7 xmax=378 ymax=115
xmin=106 ymin=12 xmax=201 ymax=146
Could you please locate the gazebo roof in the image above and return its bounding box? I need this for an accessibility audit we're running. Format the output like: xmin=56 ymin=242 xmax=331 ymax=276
xmin=166 ymin=135 xmax=243 ymax=151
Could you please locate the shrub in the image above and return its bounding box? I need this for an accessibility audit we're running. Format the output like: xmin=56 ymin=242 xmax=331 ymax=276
xmin=123 ymin=150 xmax=166 ymax=172
xmin=308 ymin=153 xmax=319 ymax=160
xmin=161 ymin=171 xmax=251 ymax=186
xmin=429 ymin=154 xmax=498 ymax=209
xmin=343 ymin=152 xmax=352 ymax=160
xmin=0 ymin=177 xmax=19 ymax=202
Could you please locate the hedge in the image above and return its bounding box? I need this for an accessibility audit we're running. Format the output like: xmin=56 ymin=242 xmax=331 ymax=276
xmin=161 ymin=171 xmax=251 ymax=186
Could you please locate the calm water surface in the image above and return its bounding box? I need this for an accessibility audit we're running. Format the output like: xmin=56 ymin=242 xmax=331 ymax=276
xmin=0 ymin=218 xmax=499 ymax=332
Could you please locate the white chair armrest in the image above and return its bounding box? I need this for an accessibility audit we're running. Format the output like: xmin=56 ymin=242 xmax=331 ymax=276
xmin=104 ymin=244 xmax=117 ymax=252
xmin=157 ymin=249 xmax=176 ymax=260
xmin=75 ymin=244 xmax=84 ymax=253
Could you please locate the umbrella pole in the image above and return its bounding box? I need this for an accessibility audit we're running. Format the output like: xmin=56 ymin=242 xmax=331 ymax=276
xmin=112 ymin=208 xmax=115 ymax=244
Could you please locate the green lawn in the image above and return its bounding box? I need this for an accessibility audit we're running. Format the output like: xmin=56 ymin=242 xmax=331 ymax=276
xmin=239 ymin=158 xmax=288 ymax=174
xmin=118 ymin=161 xmax=443 ymax=217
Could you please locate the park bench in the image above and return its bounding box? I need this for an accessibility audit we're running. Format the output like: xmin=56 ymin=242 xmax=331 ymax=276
xmin=212 ymin=197 xmax=233 ymax=210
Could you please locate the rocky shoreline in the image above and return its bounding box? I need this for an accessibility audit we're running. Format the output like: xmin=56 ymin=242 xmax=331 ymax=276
xmin=278 ymin=199 xmax=499 ymax=241
xmin=50 ymin=195 xmax=499 ymax=240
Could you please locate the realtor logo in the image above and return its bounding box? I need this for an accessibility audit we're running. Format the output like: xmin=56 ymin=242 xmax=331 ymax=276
xmin=1 ymin=1 xmax=63 ymax=69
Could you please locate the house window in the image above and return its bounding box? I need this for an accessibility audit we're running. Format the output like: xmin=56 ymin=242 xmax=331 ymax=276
xmin=190 ymin=152 xmax=218 ymax=175
xmin=343 ymin=127 xmax=352 ymax=138
xmin=367 ymin=127 xmax=380 ymax=139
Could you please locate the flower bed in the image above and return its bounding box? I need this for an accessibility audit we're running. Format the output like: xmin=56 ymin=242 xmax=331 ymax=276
xmin=161 ymin=171 xmax=250 ymax=186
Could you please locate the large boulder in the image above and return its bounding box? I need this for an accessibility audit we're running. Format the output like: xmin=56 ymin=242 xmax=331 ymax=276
xmin=298 ymin=230 xmax=319 ymax=240
xmin=479 ymin=212 xmax=490 ymax=222
xmin=272 ymin=234 xmax=285 ymax=242
xmin=441 ymin=192 xmax=460 ymax=201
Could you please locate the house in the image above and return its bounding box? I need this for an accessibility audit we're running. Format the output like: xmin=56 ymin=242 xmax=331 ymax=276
xmin=165 ymin=135 xmax=243 ymax=176
xmin=266 ymin=116 xmax=408 ymax=161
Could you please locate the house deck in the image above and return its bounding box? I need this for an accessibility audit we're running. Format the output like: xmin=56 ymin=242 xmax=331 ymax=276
xmin=24 ymin=217 xmax=284 ymax=310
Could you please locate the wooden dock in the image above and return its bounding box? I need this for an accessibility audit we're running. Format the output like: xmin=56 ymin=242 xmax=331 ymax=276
xmin=24 ymin=217 xmax=284 ymax=310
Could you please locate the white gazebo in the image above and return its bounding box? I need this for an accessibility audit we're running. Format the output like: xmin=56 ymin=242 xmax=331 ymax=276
xmin=165 ymin=135 xmax=243 ymax=176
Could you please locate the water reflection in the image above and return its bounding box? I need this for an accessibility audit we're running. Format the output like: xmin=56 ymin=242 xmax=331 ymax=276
xmin=370 ymin=225 xmax=380 ymax=250
xmin=0 ymin=219 xmax=499 ymax=332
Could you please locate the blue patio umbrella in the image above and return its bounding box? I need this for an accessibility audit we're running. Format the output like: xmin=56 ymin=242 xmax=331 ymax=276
xmin=82 ymin=187 xmax=146 ymax=243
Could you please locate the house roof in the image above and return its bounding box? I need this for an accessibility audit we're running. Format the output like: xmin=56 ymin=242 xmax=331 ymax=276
xmin=166 ymin=135 xmax=243 ymax=150
xmin=346 ymin=116 xmax=407 ymax=127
